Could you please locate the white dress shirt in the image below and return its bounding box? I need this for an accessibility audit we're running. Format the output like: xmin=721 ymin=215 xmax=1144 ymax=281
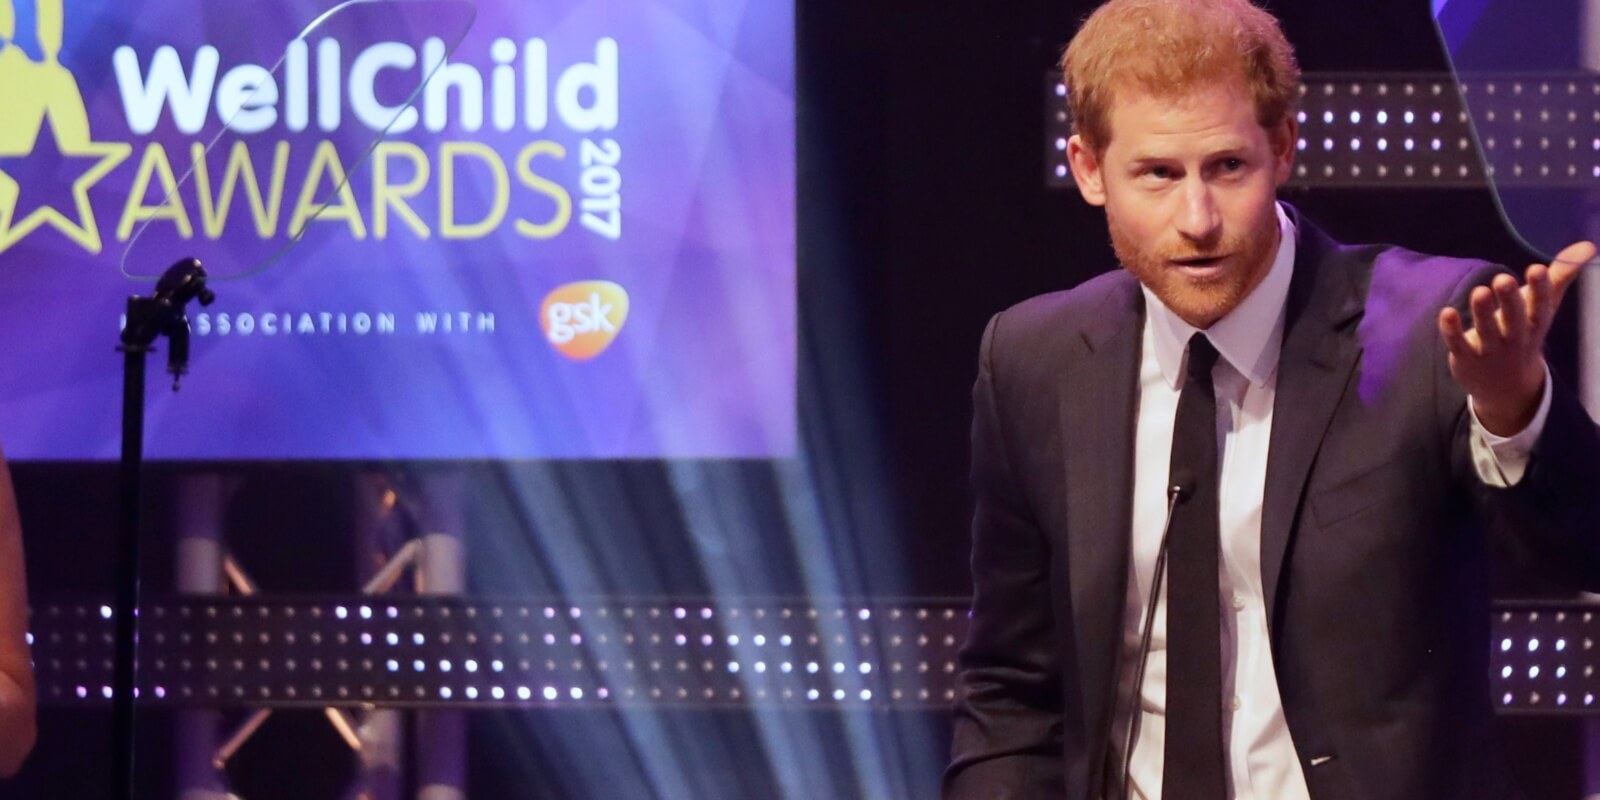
xmin=1106 ymin=203 xmax=1552 ymax=800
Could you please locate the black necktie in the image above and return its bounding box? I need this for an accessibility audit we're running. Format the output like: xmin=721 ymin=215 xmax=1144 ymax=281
xmin=1162 ymin=333 xmax=1226 ymax=798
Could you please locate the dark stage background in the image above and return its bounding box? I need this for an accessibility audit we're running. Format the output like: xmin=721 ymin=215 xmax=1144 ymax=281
xmin=1 ymin=0 xmax=1594 ymax=797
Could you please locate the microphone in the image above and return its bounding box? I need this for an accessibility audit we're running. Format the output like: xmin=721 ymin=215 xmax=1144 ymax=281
xmin=151 ymin=257 xmax=215 ymax=308
xmin=121 ymin=258 xmax=215 ymax=389
xmin=1168 ymin=468 xmax=1196 ymax=504
xmin=1117 ymin=468 xmax=1195 ymax=799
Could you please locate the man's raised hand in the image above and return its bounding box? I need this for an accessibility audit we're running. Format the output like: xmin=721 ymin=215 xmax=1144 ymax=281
xmin=1438 ymin=240 xmax=1596 ymax=436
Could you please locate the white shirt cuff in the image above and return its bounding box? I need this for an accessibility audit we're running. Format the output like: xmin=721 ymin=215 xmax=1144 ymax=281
xmin=1469 ymin=362 xmax=1553 ymax=487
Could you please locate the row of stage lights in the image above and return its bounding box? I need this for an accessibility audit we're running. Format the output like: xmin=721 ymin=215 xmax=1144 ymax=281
xmin=69 ymin=682 xmax=946 ymax=707
xmin=30 ymin=600 xmax=1600 ymax=713
xmin=34 ymin=600 xmax=970 ymax=710
xmin=1494 ymin=609 xmax=1598 ymax=712
xmin=1046 ymin=74 xmax=1600 ymax=188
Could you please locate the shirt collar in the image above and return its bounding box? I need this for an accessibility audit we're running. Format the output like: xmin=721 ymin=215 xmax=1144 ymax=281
xmin=1141 ymin=202 xmax=1296 ymax=390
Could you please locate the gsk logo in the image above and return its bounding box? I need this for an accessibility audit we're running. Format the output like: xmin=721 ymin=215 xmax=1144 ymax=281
xmin=539 ymin=280 xmax=628 ymax=360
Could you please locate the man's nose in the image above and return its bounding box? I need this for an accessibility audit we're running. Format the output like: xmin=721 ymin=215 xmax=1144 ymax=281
xmin=1175 ymin=180 xmax=1221 ymax=242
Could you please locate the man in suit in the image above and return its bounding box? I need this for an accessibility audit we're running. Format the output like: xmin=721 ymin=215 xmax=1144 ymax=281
xmin=944 ymin=1 xmax=1600 ymax=798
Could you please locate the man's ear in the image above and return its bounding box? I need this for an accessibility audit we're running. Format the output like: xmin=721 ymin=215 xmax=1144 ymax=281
xmin=1067 ymin=134 xmax=1107 ymax=206
xmin=1269 ymin=115 xmax=1298 ymax=187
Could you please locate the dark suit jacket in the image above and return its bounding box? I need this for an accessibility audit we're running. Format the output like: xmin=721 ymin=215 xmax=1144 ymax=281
xmin=945 ymin=207 xmax=1600 ymax=799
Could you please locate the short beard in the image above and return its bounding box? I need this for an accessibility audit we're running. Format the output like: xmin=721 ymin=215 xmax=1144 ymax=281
xmin=1106 ymin=206 xmax=1277 ymax=328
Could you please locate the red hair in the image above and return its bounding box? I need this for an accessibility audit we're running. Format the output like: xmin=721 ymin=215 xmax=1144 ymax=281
xmin=1061 ymin=0 xmax=1300 ymax=152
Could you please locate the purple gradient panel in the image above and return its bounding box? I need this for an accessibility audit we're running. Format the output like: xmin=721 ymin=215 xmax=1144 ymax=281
xmin=0 ymin=0 xmax=796 ymax=459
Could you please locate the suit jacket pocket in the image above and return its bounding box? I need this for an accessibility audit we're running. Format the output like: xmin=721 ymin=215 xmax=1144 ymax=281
xmin=1309 ymin=448 xmax=1420 ymax=530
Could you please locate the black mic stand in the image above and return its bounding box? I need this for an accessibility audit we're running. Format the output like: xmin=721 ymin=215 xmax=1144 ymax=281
xmin=113 ymin=258 xmax=214 ymax=800
xmin=1115 ymin=474 xmax=1192 ymax=800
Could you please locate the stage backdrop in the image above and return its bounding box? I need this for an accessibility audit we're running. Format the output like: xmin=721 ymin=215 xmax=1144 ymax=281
xmin=0 ymin=0 xmax=795 ymax=459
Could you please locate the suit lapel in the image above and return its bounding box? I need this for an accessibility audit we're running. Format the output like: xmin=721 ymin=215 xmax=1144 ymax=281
xmin=1061 ymin=276 xmax=1143 ymax=776
xmin=1260 ymin=214 xmax=1365 ymax=630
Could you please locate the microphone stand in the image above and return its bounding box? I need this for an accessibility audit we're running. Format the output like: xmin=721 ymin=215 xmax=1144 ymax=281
xmin=113 ymin=258 xmax=215 ymax=800
xmin=1117 ymin=477 xmax=1190 ymax=800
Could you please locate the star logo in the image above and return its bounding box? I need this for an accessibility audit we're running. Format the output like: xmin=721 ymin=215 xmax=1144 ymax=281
xmin=0 ymin=117 xmax=129 ymax=255
xmin=0 ymin=0 xmax=130 ymax=255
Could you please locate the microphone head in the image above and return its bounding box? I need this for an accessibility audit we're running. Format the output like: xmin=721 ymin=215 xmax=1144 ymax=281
xmin=1168 ymin=468 xmax=1196 ymax=499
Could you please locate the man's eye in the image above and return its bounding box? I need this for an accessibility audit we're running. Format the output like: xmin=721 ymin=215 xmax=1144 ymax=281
xmin=1220 ymin=158 xmax=1245 ymax=171
xmin=1147 ymin=166 xmax=1173 ymax=179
